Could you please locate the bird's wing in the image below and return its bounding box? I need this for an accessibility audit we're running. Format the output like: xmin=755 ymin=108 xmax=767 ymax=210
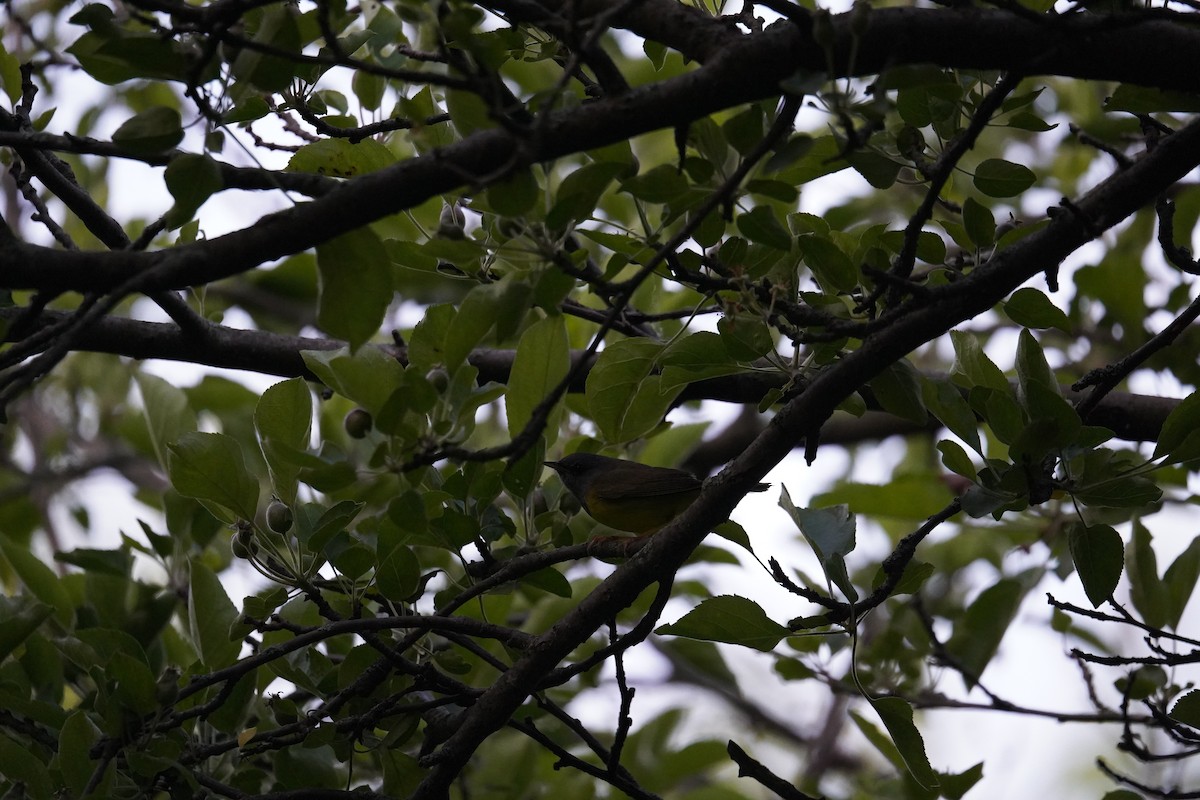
xmin=591 ymin=464 xmax=701 ymax=501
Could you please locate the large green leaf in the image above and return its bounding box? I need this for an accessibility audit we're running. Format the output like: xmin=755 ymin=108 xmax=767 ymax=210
xmin=945 ymin=578 xmax=1024 ymax=687
xmin=285 ymin=138 xmax=396 ymax=177
xmin=255 ymin=377 xmax=313 ymax=505
xmin=1153 ymin=390 xmax=1200 ymax=464
xmin=656 ymin=595 xmax=789 ymax=652
xmin=973 ymin=158 xmax=1035 ymax=197
xmin=164 ymin=154 xmax=223 ymax=229
xmin=1004 ymin=288 xmax=1070 ymax=332
xmin=0 ymin=595 xmax=54 ymax=663
xmin=167 ymin=432 xmax=259 ymax=521
xmin=0 ymin=539 xmax=74 ymax=625
xmin=188 ymin=559 xmax=241 ymax=669
xmin=869 ymin=696 xmax=940 ymax=789
xmin=1127 ymin=520 xmax=1169 ymax=629
xmin=112 ymin=106 xmax=183 ymax=155
xmin=316 ymin=226 xmax=393 ymax=350
xmin=506 ymin=315 xmax=569 ymax=445
xmin=779 ymin=491 xmax=858 ymax=602
xmin=1067 ymin=522 xmax=1123 ymax=608
xmin=301 ymin=346 xmax=405 ymax=414
xmin=136 ymin=372 xmax=197 ymax=469
xmin=585 ymin=338 xmax=682 ymax=443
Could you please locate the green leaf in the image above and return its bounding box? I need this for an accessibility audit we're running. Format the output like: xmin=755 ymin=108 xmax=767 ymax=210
xmin=1015 ymin=328 xmax=1058 ymax=397
xmin=188 ymin=559 xmax=241 ymax=668
xmin=877 ymin=229 xmax=947 ymax=265
xmin=0 ymin=42 xmax=22 ymax=104
xmin=775 ymin=135 xmax=849 ymax=186
xmin=547 ymin=161 xmax=626 ymax=230
xmin=223 ymin=95 xmax=270 ymax=124
xmin=763 ymin=134 xmax=814 ymax=174
xmin=660 ymin=331 xmax=745 ymax=390
xmin=656 ymin=595 xmax=788 ymax=652
xmin=938 ymin=762 xmax=985 ymax=800
xmin=57 ymin=547 xmax=135 ymax=576
xmin=723 ymin=105 xmax=764 ymax=155
xmin=0 ymin=595 xmax=54 ymax=663
xmin=285 ymin=138 xmax=395 ymax=177
xmin=232 ymin=6 xmax=303 ymax=90
xmin=976 ymin=387 xmax=1026 ymax=446
xmin=1071 ymin=472 xmax=1161 ymax=509
xmin=922 ymin=377 xmax=982 ymax=454
xmin=1004 ymin=287 xmax=1070 ymax=331
xmin=506 ymin=315 xmax=569 ymax=445
xmin=352 ymin=69 xmax=386 ymax=111
xmin=0 ymin=539 xmax=74 ymax=626
xmin=520 ymin=566 xmax=573 ymax=597
xmin=112 ymin=106 xmax=183 ymax=155
xmin=949 ymin=330 xmax=1008 ymax=391
xmin=255 ymin=377 xmax=313 ymax=505
xmin=869 ymin=696 xmax=940 ymax=789
xmin=938 ymin=440 xmax=977 ymax=481
xmin=59 ymin=712 xmax=101 ymax=798
xmin=945 ymin=578 xmax=1023 ymax=687
xmin=0 ymin=731 xmax=53 ymax=799
xmin=962 ymin=197 xmax=995 ymax=248
xmin=885 ymin=559 xmax=936 ymax=596
xmin=1106 ymin=84 xmax=1200 ymax=113
xmin=797 ymin=233 xmax=857 ymax=291
xmin=304 ymin=500 xmax=365 ymax=552
xmin=1127 ymin=520 xmax=1169 ymax=629
xmin=585 ymin=338 xmax=682 ymax=444
xmin=847 ymin=150 xmax=901 ymax=189
xmin=779 ymin=492 xmax=857 ymax=602
xmin=1006 ymin=111 xmax=1055 ymax=132
xmin=1163 ymin=536 xmax=1200 ymax=629
xmin=973 ymin=158 xmax=1035 ymax=198
xmin=1169 ymin=689 xmax=1200 ymax=729
xmin=1153 ymin=390 xmax=1200 ymax=463
xmin=316 ymin=226 xmax=392 ymax=350
xmin=302 ymin=346 xmax=404 ymax=414
xmin=717 ymin=314 xmax=774 ymax=360
xmin=896 ymin=78 xmax=961 ymax=127
xmin=736 ymin=206 xmax=793 ymax=251
xmin=815 ymin=475 xmax=953 ymax=521
xmin=1068 ymin=522 xmax=1123 ymax=607
xmin=869 ymin=359 xmax=927 ymax=425
xmin=164 ymin=153 xmax=223 ymax=229
xmin=445 ymin=85 xmax=495 ymax=135
xmin=110 ymin=650 xmax=158 ymax=715
xmin=620 ymin=164 xmax=688 ymax=203
xmin=376 ymin=544 xmax=420 ymax=602
xmin=439 ymin=277 xmax=529 ymax=369
xmin=486 ymin=168 xmax=539 ymax=217
xmin=167 ymin=432 xmax=259 ymax=521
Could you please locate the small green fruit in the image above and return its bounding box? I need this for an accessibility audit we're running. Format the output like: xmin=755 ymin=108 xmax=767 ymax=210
xmin=344 ymin=408 xmax=373 ymax=438
xmin=425 ymin=367 xmax=450 ymax=392
xmin=266 ymin=500 xmax=294 ymax=533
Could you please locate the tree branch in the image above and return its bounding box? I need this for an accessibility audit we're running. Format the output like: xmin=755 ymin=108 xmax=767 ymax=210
xmin=5 ymin=10 xmax=1200 ymax=297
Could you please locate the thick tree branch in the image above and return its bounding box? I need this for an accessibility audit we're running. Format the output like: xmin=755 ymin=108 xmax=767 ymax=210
xmin=4 ymin=10 xmax=1200 ymax=297
xmin=0 ymin=306 xmax=1181 ymax=444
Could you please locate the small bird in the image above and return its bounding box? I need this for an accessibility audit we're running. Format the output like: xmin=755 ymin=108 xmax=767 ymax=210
xmin=545 ymin=452 xmax=769 ymax=536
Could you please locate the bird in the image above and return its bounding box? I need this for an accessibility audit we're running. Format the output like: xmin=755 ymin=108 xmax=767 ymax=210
xmin=545 ymin=452 xmax=769 ymax=536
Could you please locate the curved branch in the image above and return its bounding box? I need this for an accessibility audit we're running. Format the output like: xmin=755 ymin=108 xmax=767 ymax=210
xmin=5 ymin=9 xmax=1200 ymax=296
xmin=0 ymin=306 xmax=1181 ymax=443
